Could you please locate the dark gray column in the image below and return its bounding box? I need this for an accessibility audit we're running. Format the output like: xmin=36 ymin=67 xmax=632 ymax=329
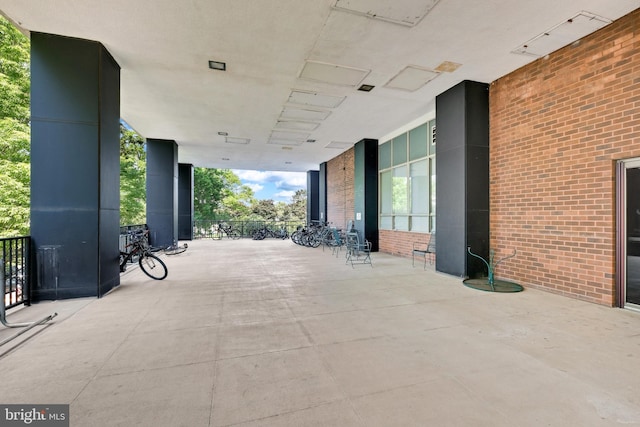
xmin=178 ymin=163 xmax=194 ymax=240
xmin=353 ymin=138 xmax=379 ymax=251
xmin=435 ymin=80 xmax=489 ymax=278
xmin=30 ymin=33 xmax=120 ymax=300
xmin=306 ymin=170 xmax=320 ymax=223
xmin=318 ymin=163 xmax=327 ymax=224
xmin=146 ymin=139 xmax=178 ymax=247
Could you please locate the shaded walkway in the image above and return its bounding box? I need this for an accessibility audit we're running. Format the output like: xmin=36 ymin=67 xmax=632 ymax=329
xmin=1 ymin=239 xmax=639 ymax=426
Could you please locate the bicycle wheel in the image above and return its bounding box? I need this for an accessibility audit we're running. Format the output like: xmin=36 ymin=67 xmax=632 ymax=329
xmin=164 ymin=244 xmax=187 ymax=255
xmin=138 ymin=253 xmax=168 ymax=280
xmin=229 ymin=229 xmax=241 ymax=239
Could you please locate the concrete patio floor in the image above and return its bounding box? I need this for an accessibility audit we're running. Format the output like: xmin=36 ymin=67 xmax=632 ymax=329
xmin=1 ymin=238 xmax=640 ymax=426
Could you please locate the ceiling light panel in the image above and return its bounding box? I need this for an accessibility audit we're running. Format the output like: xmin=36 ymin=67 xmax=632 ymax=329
xmin=384 ymin=66 xmax=440 ymax=91
xmin=268 ymin=139 xmax=304 ymax=146
xmin=281 ymin=107 xmax=331 ymax=121
xmin=299 ymin=61 xmax=370 ymax=87
xmin=288 ymin=90 xmax=346 ymax=108
xmin=225 ymin=137 xmax=250 ymax=144
xmin=270 ymin=130 xmax=310 ymax=142
xmin=512 ymin=11 xmax=612 ymax=57
xmin=275 ymin=120 xmax=320 ymax=131
xmin=325 ymin=141 xmax=354 ymax=149
xmin=333 ymin=0 xmax=441 ymax=27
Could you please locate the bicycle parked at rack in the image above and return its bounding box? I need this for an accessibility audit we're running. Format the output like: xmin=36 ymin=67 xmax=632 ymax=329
xmin=211 ymin=222 xmax=241 ymax=240
xmin=252 ymin=225 xmax=289 ymax=240
xmin=291 ymin=221 xmax=327 ymax=248
xmin=119 ymin=230 xmax=168 ymax=280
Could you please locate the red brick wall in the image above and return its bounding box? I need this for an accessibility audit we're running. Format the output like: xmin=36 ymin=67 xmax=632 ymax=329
xmin=326 ymin=148 xmax=355 ymax=229
xmin=379 ymin=229 xmax=432 ymax=259
xmin=490 ymin=8 xmax=640 ymax=305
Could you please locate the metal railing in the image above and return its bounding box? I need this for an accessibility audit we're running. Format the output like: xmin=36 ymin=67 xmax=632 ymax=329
xmin=193 ymin=220 xmax=304 ymax=239
xmin=1 ymin=236 xmax=31 ymax=310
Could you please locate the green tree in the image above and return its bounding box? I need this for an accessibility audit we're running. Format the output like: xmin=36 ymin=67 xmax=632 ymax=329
xmin=120 ymin=125 xmax=146 ymax=225
xmin=194 ymin=168 xmax=256 ymax=220
xmin=286 ymin=189 xmax=306 ymax=222
xmin=251 ymin=199 xmax=278 ymax=221
xmin=0 ymin=16 xmax=30 ymax=236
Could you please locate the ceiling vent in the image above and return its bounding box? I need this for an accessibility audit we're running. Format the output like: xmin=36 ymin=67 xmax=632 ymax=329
xmin=512 ymin=11 xmax=612 ymax=58
xmin=333 ymin=0 xmax=441 ymax=27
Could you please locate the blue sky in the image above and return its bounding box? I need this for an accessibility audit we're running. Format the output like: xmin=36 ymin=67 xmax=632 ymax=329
xmin=233 ymin=170 xmax=307 ymax=203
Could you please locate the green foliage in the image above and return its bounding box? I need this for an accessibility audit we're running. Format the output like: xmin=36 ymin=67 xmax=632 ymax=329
xmin=0 ymin=17 xmax=30 ymax=236
xmin=251 ymin=199 xmax=278 ymax=221
xmin=287 ymin=189 xmax=307 ymax=221
xmin=194 ymin=168 xmax=256 ymax=220
xmin=119 ymin=125 xmax=146 ymax=225
xmin=0 ymin=17 xmax=29 ymax=124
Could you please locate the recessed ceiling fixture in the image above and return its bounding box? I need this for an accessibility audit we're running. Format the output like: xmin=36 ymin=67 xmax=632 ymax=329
xmin=208 ymin=60 xmax=226 ymax=71
xmin=217 ymin=131 xmax=228 ymax=136
xmin=225 ymin=137 xmax=250 ymax=144
xmin=512 ymin=11 xmax=612 ymax=58
xmin=358 ymin=84 xmax=375 ymax=92
xmin=281 ymin=146 xmax=293 ymax=150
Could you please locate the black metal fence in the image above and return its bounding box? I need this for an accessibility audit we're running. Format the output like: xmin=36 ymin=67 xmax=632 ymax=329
xmin=1 ymin=236 xmax=31 ymax=310
xmin=193 ymin=220 xmax=304 ymax=239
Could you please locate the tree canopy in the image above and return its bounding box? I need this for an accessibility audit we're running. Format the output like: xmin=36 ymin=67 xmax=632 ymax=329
xmin=0 ymin=16 xmax=30 ymax=236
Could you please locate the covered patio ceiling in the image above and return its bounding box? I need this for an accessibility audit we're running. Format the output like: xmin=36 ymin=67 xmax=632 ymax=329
xmin=0 ymin=0 xmax=637 ymax=172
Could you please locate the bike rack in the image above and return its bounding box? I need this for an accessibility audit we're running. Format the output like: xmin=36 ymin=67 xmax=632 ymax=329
xmin=0 ymin=264 xmax=57 ymax=347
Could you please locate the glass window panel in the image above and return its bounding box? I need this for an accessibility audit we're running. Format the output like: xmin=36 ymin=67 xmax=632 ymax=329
xmin=392 ymin=133 xmax=407 ymax=166
xmin=380 ymin=216 xmax=393 ymax=230
xmin=392 ymin=166 xmax=408 ymax=214
xmin=411 ymin=216 xmax=430 ymax=232
xmin=395 ymin=215 xmax=409 ymax=231
xmin=380 ymin=170 xmax=392 ymax=214
xmin=379 ymin=141 xmax=391 ymax=170
xmin=430 ymin=158 xmax=436 ymax=214
xmin=410 ymin=159 xmax=429 ymax=214
xmin=409 ymin=124 xmax=428 ymax=161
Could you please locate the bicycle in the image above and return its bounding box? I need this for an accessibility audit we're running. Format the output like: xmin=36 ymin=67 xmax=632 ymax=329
xmin=119 ymin=230 xmax=168 ymax=280
xmin=211 ymin=222 xmax=241 ymax=240
xmin=149 ymin=241 xmax=188 ymax=256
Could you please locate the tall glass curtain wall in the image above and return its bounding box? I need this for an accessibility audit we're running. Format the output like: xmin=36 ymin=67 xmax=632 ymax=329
xmin=379 ymin=120 xmax=436 ymax=232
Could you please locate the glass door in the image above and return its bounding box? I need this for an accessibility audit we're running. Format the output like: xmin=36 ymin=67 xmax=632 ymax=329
xmin=621 ymin=159 xmax=640 ymax=308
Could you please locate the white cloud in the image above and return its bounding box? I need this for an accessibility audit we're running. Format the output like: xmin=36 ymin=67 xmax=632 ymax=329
xmin=246 ymin=183 xmax=264 ymax=193
xmin=233 ymin=170 xmax=306 ymax=190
